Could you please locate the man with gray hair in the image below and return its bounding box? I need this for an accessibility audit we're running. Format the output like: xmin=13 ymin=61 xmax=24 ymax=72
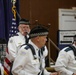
xmin=7 ymin=18 xmax=30 ymax=75
xmin=8 ymin=18 xmax=30 ymax=62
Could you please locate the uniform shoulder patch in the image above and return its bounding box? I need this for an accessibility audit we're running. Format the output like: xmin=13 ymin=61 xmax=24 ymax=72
xmin=24 ymin=45 xmax=30 ymax=50
xmin=64 ymin=47 xmax=72 ymax=52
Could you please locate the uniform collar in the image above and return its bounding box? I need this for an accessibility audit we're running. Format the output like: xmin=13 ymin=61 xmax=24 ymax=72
xmin=29 ymin=40 xmax=39 ymax=51
xmin=17 ymin=32 xmax=25 ymax=39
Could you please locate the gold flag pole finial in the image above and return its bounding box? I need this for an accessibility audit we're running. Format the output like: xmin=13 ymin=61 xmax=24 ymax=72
xmin=12 ymin=0 xmax=16 ymax=19
xmin=11 ymin=0 xmax=16 ymax=6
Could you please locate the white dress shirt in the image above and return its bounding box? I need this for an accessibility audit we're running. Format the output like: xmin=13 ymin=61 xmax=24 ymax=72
xmin=8 ymin=32 xmax=28 ymax=62
xmin=55 ymin=46 xmax=76 ymax=75
xmin=12 ymin=40 xmax=50 ymax=75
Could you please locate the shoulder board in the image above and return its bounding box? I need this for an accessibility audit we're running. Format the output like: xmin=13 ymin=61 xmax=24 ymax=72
xmin=24 ymin=45 xmax=30 ymax=50
xmin=64 ymin=47 xmax=72 ymax=52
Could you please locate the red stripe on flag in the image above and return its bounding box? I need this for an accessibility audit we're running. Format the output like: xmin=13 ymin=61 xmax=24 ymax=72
xmin=4 ymin=57 xmax=11 ymax=66
xmin=4 ymin=67 xmax=10 ymax=75
xmin=4 ymin=66 xmax=10 ymax=75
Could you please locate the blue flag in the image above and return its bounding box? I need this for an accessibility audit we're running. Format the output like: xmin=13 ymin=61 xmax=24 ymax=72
xmin=5 ymin=0 xmax=19 ymax=41
xmin=3 ymin=0 xmax=19 ymax=75
xmin=0 ymin=0 xmax=19 ymax=42
xmin=0 ymin=0 xmax=5 ymax=39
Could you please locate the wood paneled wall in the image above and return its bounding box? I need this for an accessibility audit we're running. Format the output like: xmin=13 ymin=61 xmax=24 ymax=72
xmin=20 ymin=0 xmax=76 ymax=61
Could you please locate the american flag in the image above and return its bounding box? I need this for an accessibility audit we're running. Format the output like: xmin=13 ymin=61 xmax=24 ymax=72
xmin=4 ymin=0 xmax=18 ymax=75
xmin=9 ymin=18 xmax=18 ymax=37
xmin=4 ymin=18 xmax=18 ymax=75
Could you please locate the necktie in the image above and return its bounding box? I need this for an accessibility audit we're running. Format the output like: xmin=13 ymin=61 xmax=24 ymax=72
xmin=38 ymin=50 xmax=44 ymax=75
xmin=38 ymin=50 xmax=41 ymax=57
xmin=38 ymin=50 xmax=42 ymax=70
xmin=25 ymin=36 xmax=28 ymax=44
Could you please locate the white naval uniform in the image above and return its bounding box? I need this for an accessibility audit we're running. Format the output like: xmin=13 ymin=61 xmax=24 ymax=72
xmin=12 ymin=40 xmax=50 ymax=75
xmin=55 ymin=46 xmax=76 ymax=75
xmin=8 ymin=32 xmax=28 ymax=62
xmin=0 ymin=63 xmax=4 ymax=75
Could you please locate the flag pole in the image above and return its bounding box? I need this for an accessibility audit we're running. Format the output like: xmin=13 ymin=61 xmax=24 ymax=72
xmin=11 ymin=0 xmax=21 ymax=19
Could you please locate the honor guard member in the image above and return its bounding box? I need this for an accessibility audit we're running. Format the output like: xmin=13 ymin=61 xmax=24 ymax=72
xmin=55 ymin=35 xmax=76 ymax=75
xmin=8 ymin=18 xmax=30 ymax=62
xmin=12 ymin=25 xmax=58 ymax=75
